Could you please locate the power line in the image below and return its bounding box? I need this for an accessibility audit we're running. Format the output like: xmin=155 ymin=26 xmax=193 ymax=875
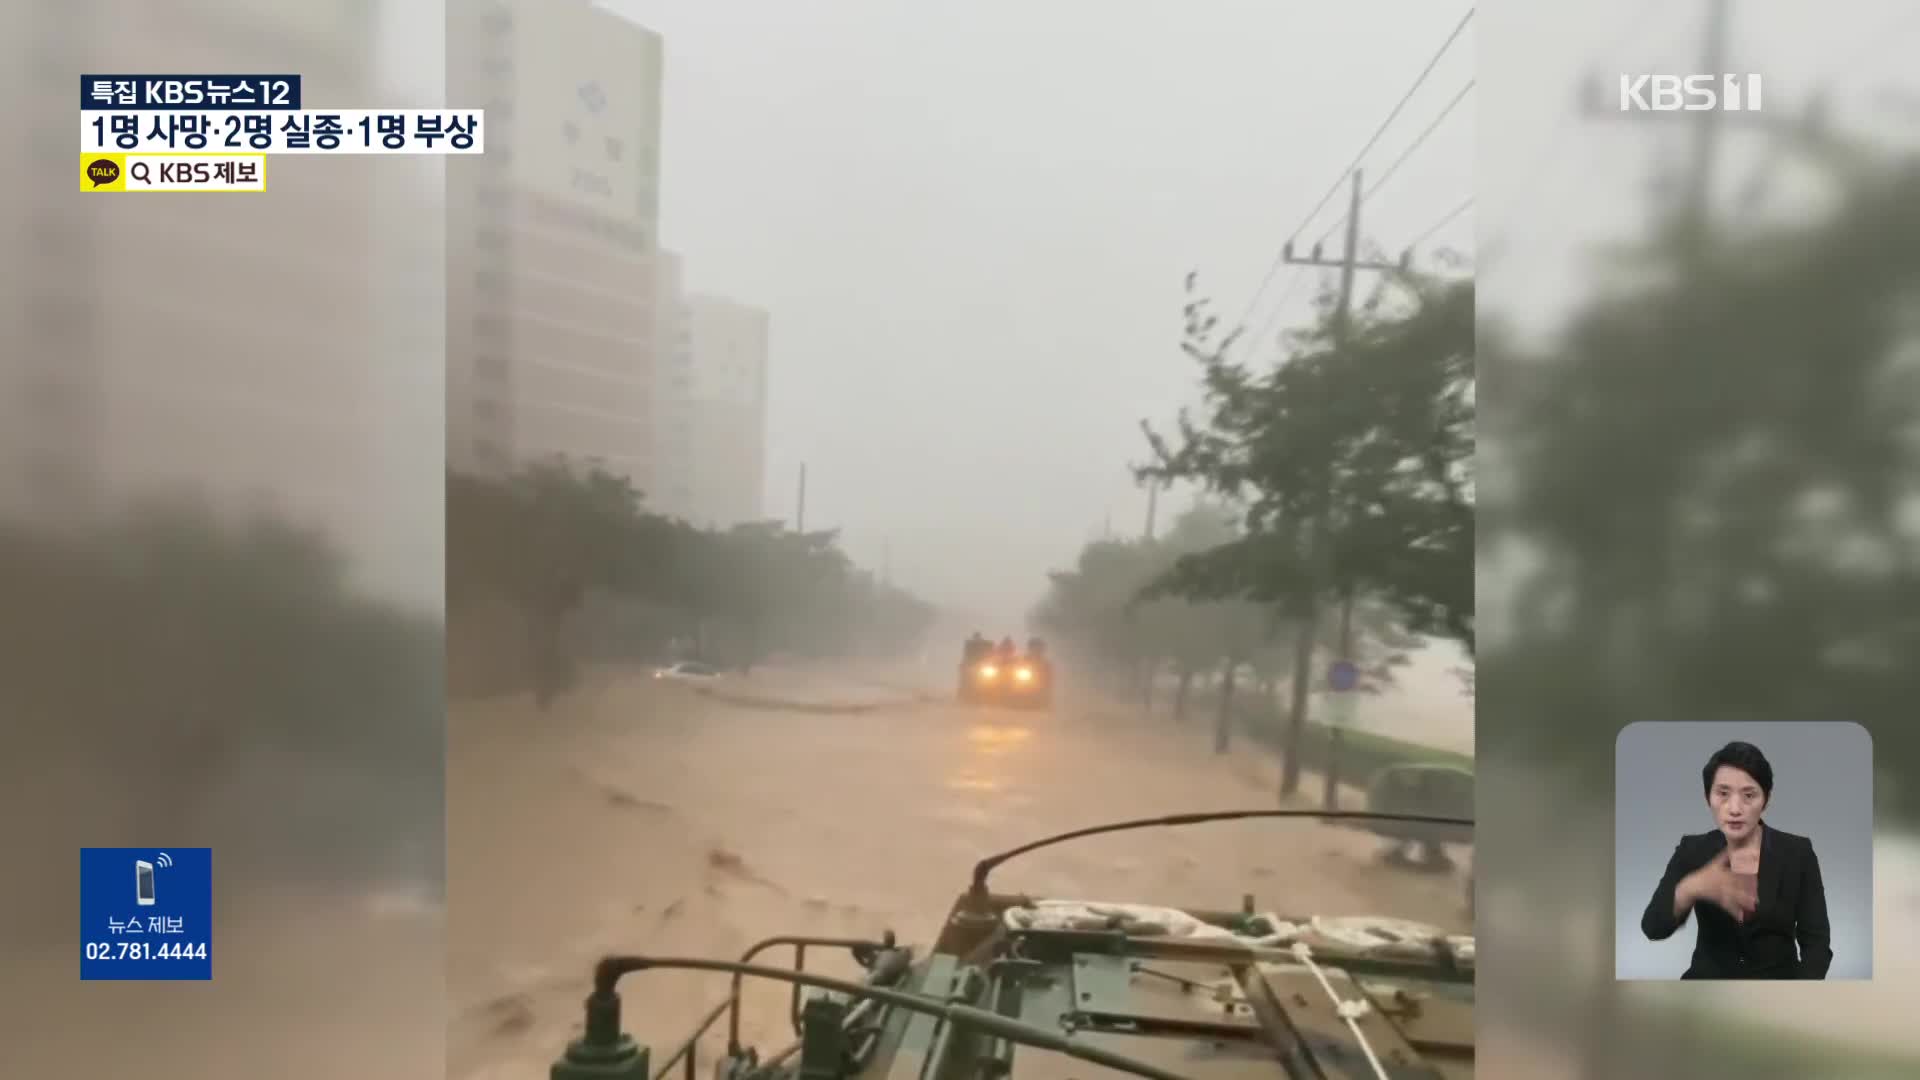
xmin=1245 ymin=266 xmax=1318 ymax=360
xmin=1249 ymin=191 xmax=1471 ymax=362
xmin=1314 ymin=79 xmax=1476 ymax=247
xmin=1363 ymin=81 xmax=1475 ymax=202
xmin=1231 ymin=6 xmax=1475 ymax=340
xmin=1409 ymin=195 xmax=1473 ymax=250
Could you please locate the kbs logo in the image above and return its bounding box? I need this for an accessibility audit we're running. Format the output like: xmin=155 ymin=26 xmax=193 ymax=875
xmin=1619 ymin=74 xmax=1762 ymax=112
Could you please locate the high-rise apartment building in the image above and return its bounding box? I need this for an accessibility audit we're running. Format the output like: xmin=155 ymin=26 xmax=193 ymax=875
xmin=679 ymin=293 xmax=769 ymax=528
xmin=447 ymin=0 xmax=666 ymax=494
xmin=647 ymin=248 xmax=697 ymax=519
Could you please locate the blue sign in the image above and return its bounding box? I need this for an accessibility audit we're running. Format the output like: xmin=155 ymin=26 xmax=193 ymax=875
xmin=80 ymin=74 xmax=301 ymax=110
xmin=1328 ymin=659 xmax=1359 ymax=692
xmin=80 ymin=848 xmax=212 ymax=980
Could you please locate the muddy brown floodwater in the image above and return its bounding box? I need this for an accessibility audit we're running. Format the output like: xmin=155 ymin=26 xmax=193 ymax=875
xmin=447 ymin=664 xmax=1473 ymax=1080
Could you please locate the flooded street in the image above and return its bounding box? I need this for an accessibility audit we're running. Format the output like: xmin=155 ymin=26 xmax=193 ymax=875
xmin=447 ymin=664 xmax=1472 ymax=1079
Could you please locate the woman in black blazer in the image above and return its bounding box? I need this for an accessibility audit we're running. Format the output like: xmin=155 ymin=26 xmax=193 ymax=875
xmin=1640 ymin=741 xmax=1832 ymax=979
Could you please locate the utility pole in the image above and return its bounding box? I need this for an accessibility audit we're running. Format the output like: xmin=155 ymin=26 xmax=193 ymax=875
xmin=795 ymin=463 xmax=807 ymax=533
xmin=1575 ymin=7 xmax=1727 ymax=1077
xmin=1142 ymin=481 xmax=1160 ymax=541
xmin=1686 ymin=0 xmax=1730 ymax=239
xmin=1271 ymin=168 xmax=1412 ymax=803
xmin=1574 ymin=0 xmax=1830 ymax=717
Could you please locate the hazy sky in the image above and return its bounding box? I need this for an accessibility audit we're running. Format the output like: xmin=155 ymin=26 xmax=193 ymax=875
xmin=365 ymin=0 xmax=1915 ymax=624
xmin=1479 ymin=0 xmax=1918 ymax=342
xmin=602 ymin=0 xmax=1475 ymax=623
xmin=1473 ymin=0 xmax=1917 ymax=647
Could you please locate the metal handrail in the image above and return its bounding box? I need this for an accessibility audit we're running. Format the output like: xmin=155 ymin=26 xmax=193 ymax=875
xmin=647 ymin=932 xmax=895 ymax=1080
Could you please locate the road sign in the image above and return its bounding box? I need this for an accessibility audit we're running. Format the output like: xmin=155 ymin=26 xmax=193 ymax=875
xmin=1328 ymin=659 xmax=1359 ymax=692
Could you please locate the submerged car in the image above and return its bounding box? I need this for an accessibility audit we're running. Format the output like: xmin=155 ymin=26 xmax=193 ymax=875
xmin=652 ymin=661 xmax=722 ymax=683
xmin=550 ymin=808 xmax=1474 ymax=1079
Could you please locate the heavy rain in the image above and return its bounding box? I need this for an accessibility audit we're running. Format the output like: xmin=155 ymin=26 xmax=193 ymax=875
xmin=445 ymin=2 xmax=1474 ymax=1076
xmin=0 ymin=2 xmax=1914 ymax=1080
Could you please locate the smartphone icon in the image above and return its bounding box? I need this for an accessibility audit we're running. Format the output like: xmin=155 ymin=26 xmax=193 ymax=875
xmin=135 ymin=860 xmax=156 ymax=906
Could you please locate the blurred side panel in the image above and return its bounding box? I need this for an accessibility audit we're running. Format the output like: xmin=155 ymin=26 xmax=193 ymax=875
xmin=1478 ymin=0 xmax=1920 ymax=1076
xmin=0 ymin=1 xmax=445 ymax=1078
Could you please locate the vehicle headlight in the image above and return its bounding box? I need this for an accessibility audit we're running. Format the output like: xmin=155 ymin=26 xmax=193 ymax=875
xmin=1014 ymin=666 xmax=1033 ymax=682
xmin=979 ymin=664 xmax=998 ymax=678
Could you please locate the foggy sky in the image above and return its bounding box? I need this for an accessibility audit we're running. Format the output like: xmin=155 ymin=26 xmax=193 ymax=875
xmin=373 ymin=1 xmax=1915 ymax=622
xmin=1481 ymin=0 xmax=1918 ymax=343
xmin=606 ymin=0 xmax=1474 ymax=624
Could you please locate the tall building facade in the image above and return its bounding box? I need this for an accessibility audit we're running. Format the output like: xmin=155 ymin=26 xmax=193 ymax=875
xmin=648 ymin=248 xmax=696 ymax=518
xmin=680 ymin=293 xmax=769 ymax=528
xmin=447 ymin=0 xmax=666 ymax=495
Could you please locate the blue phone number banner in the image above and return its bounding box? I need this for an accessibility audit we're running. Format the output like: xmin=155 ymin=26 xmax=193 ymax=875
xmin=81 ymin=75 xmax=300 ymax=110
xmin=80 ymin=847 xmax=212 ymax=980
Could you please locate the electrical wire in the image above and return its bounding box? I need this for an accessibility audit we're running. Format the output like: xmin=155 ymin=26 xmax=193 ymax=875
xmin=1231 ymin=6 xmax=1476 ymax=341
xmin=1408 ymin=194 xmax=1474 ymax=251
xmin=1314 ymin=79 xmax=1477 ymax=248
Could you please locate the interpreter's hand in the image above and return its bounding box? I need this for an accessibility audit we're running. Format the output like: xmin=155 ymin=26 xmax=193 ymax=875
xmin=1681 ymin=851 xmax=1758 ymax=922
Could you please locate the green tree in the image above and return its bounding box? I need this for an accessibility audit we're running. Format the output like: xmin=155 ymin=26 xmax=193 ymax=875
xmin=447 ymin=458 xmax=934 ymax=698
xmin=1140 ymin=271 xmax=1473 ymax=794
xmin=1482 ymin=151 xmax=1920 ymax=821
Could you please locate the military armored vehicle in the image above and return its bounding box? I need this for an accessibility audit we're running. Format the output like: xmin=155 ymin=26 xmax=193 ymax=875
xmin=550 ymin=808 xmax=1474 ymax=1079
xmin=1358 ymin=763 xmax=1475 ymax=871
xmin=957 ymin=636 xmax=1053 ymax=710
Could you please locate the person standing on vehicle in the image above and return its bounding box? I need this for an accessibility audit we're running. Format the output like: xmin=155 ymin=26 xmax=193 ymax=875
xmin=963 ymin=632 xmax=987 ymax=664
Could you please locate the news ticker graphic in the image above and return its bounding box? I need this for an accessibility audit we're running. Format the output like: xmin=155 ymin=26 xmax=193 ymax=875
xmin=82 ymin=74 xmax=301 ymax=110
xmin=78 ymin=74 xmax=482 ymax=163
xmin=80 ymin=847 xmax=212 ymax=980
xmin=83 ymin=109 xmax=484 ymax=155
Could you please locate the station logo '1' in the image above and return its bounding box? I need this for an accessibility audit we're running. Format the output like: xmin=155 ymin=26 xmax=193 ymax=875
xmin=86 ymin=158 xmax=120 ymax=187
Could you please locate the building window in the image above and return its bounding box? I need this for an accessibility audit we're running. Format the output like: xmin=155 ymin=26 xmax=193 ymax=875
xmin=475 ymin=354 xmax=508 ymax=380
xmin=474 ymin=397 xmax=502 ymax=422
xmin=474 ymin=438 xmax=507 ymax=468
